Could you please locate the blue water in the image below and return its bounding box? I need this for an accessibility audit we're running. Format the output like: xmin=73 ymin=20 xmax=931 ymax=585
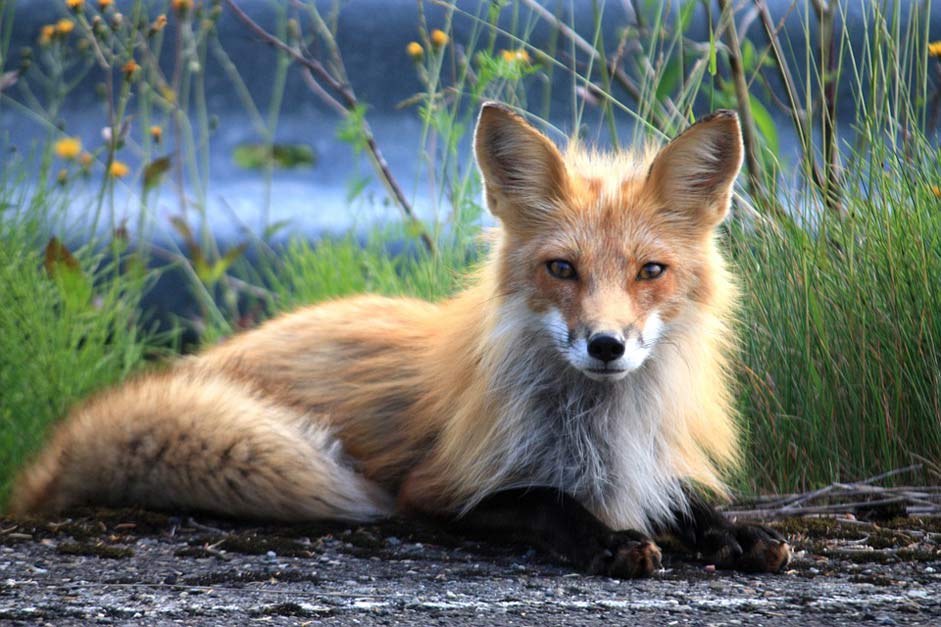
xmin=3 ymin=0 xmax=939 ymax=242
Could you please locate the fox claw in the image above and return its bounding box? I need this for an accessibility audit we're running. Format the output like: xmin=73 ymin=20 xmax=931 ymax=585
xmin=705 ymin=523 xmax=791 ymax=573
xmin=585 ymin=532 xmax=661 ymax=578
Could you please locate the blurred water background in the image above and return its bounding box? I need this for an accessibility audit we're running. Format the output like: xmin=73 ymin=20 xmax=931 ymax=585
xmin=6 ymin=0 xmax=938 ymax=242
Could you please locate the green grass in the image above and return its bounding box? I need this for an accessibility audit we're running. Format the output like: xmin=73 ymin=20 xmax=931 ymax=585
xmin=270 ymin=230 xmax=477 ymax=308
xmin=1 ymin=0 xmax=941 ymax=503
xmin=0 ymin=215 xmax=159 ymax=503
xmin=733 ymin=167 xmax=941 ymax=492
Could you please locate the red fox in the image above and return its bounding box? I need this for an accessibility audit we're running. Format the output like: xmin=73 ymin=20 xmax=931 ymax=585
xmin=10 ymin=103 xmax=790 ymax=577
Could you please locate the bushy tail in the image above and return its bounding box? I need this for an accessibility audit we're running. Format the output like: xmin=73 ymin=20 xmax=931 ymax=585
xmin=8 ymin=368 xmax=392 ymax=522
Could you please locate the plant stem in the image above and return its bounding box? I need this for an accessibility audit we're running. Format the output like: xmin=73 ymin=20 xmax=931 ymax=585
xmin=716 ymin=0 xmax=773 ymax=215
xmin=223 ymin=0 xmax=435 ymax=254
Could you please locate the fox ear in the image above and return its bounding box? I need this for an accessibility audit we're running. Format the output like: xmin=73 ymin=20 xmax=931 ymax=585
xmin=474 ymin=102 xmax=568 ymax=232
xmin=647 ymin=110 xmax=743 ymax=228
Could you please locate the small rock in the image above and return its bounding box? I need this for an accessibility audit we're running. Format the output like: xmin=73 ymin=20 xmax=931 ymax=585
xmin=704 ymin=564 xmax=716 ymax=573
xmin=386 ymin=536 xmax=401 ymax=546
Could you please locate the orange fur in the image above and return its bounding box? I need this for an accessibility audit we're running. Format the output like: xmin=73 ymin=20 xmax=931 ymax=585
xmin=10 ymin=104 xmax=745 ymax=534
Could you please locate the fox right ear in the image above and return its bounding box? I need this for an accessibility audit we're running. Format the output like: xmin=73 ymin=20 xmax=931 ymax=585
xmin=474 ymin=102 xmax=568 ymax=232
xmin=647 ymin=110 xmax=744 ymax=229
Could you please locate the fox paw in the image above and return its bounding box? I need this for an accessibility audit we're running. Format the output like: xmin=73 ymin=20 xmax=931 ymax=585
xmin=704 ymin=523 xmax=791 ymax=573
xmin=583 ymin=531 xmax=662 ymax=578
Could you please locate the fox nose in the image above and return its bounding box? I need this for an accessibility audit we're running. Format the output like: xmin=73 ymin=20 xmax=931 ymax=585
xmin=587 ymin=333 xmax=626 ymax=363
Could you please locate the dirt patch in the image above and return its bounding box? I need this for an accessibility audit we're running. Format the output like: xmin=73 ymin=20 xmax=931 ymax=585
xmin=1 ymin=509 xmax=939 ymax=625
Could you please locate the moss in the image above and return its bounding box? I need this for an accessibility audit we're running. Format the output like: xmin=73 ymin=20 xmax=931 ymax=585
xmin=883 ymin=516 xmax=941 ymax=534
xmin=181 ymin=570 xmax=322 ymax=586
xmin=821 ymin=548 xmax=898 ymax=564
xmin=248 ymin=602 xmax=320 ymax=617
xmin=771 ymin=517 xmax=865 ymax=541
xmin=348 ymin=527 xmax=384 ymax=550
xmin=896 ymin=547 xmax=940 ymax=562
xmin=849 ymin=573 xmax=896 ymax=586
xmin=174 ymin=546 xmax=228 ymax=559
xmin=865 ymin=529 xmax=915 ymax=550
xmin=6 ymin=507 xmax=173 ymax=543
xmin=215 ymin=533 xmax=314 ymax=557
xmin=0 ymin=532 xmax=31 ymax=546
xmin=772 ymin=516 xmax=921 ymax=553
xmin=57 ymin=541 xmax=133 ymax=559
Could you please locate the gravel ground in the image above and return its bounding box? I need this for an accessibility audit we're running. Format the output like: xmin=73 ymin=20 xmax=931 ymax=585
xmin=1 ymin=509 xmax=939 ymax=626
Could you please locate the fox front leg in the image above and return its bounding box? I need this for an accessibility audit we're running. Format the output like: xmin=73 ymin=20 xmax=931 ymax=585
xmin=659 ymin=489 xmax=792 ymax=573
xmin=442 ymin=487 xmax=662 ymax=578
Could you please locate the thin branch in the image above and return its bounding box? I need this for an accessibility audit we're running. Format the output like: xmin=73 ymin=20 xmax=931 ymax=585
xmin=811 ymin=0 xmax=843 ymax=214
xmin=223 ymin=0 xmax=435 ymax=253
xmin=717 ymin=0 xmax=773 ymax=215
xmin=724 ymin=465 xmax=939 ymax=519
xmin=299 ymin=68 xmax=346 ymax=116
xmin=753 ymin=0 xmax=830 ymax=210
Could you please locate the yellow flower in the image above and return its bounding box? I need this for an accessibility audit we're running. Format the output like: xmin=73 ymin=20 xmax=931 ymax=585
xmin=122 ymin=59 xmax=139 ymax=79
xmin=108 ymin=160 xmax=129 ymax=178
xmin=929 ymin=41 xmax=941 ymax=58
xmin=39 ymin=24 xmax=56 ymax=45
xmin=53 ymin=137 xmax=82 ymax=160
xmin=171 ymin=0 xmax=192 ymax=13
xmin=55 ymin=18 xmax=75 ymax=35
xmin=66 ymin=0 xmax=84 ymax=10
xmin=79 ymin=152 xmax=93 ymax=168
xmin=406 ymin=41 xmax=423 ymax=60
xmin=150 ymin=125 xmax=163 ymax=143
xmin=932 ymin=185 xmax=941 ymax=198
xmin=98 ymin=0 xmax=113 ymax=7
xmin=430 ymin=29 xmax=448 ymax=48
xmin=159 ymin=85 xmax=176 ymax=104
xmin=152 ymin=14 xmax=167 ymax=32
xmin=501 ymin=48 xmax=531 ymax=64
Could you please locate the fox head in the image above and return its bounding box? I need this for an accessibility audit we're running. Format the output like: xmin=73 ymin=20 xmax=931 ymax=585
xmin=474 ymin=103 xmax=742 ymax=382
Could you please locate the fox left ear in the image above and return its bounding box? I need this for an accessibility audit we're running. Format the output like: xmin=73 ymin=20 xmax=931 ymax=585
xmin=647 ymin=110 xmax=744 ymax=229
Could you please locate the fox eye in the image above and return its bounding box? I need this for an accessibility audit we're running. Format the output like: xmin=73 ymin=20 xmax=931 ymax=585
xmin=638 ymin=262 xmax=666 ymax=280
xmin=546 ymin=259 xmax=577 ymax=280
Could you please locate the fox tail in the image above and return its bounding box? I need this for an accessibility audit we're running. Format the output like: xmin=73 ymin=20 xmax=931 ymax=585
xmin=8 ymin=369 xmax=392 ymax=522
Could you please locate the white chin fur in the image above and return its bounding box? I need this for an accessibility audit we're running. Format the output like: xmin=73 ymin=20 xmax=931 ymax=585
xmin=581 ymin=368 xmax=632 ymax=382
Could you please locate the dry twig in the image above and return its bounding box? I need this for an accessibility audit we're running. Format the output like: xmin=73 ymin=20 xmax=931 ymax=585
xmin=725 ymin=465 xmax=940 ymax=519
